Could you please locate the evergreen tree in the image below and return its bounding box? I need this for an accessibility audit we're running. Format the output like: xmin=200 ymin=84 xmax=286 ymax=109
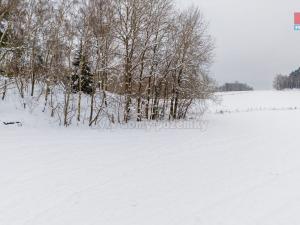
xmin=71 ymin=42 xmax=94 ymax=95
xmin=290 ymin=67 xmax=300 ymax=77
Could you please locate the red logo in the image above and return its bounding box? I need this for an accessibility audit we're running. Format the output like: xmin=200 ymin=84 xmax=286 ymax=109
xmin=295 ymin=13 xmax=300 ymax=24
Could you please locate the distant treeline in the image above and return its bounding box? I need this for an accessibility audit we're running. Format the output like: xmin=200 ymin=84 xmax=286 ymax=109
xmin=218 ymin=82 xmax=253 ymax=92
xmin=273 ymin=68 xmax=300 ymax=90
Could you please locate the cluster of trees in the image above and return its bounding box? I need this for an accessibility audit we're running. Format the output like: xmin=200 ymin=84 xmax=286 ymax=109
xmin=218 ymin=82 xmax=253 ymax=92
xmin=273 ymin=68 xmax=300 ymax=90
xmin=0 ymin=0 xmax=215 ymax=126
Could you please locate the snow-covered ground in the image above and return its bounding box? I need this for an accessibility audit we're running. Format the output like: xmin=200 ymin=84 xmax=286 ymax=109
xmin=1 ymin=90 xmax=300 ymax=225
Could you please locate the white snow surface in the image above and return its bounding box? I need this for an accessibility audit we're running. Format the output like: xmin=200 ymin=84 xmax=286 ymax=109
xmin=1 ymin=90 xmax=300 ymax=225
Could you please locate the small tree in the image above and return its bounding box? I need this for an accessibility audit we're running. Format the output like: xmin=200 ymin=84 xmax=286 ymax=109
xmin=71 ymin=43 xmax=94 ymax=95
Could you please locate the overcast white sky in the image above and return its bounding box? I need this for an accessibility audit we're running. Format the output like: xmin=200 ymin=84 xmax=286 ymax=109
xmin=176 ymin=0 xmax=300 ymax=89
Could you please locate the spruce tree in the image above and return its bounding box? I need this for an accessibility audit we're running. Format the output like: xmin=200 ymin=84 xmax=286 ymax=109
xmin=71 ymin=42 xmax=94 ymax=95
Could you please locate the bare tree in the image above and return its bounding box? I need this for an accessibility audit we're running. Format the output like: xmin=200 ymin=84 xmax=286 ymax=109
xmin=0 ymin=0 xmax=215 ymax=126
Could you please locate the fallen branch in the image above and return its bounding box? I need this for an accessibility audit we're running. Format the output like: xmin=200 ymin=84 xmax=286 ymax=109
xmin=2 ymin=121 xmax=22 ymax=126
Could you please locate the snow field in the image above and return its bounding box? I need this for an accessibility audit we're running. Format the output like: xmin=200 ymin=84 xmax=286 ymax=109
xmin=1 ymin=90 xmax=300 ymax=225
